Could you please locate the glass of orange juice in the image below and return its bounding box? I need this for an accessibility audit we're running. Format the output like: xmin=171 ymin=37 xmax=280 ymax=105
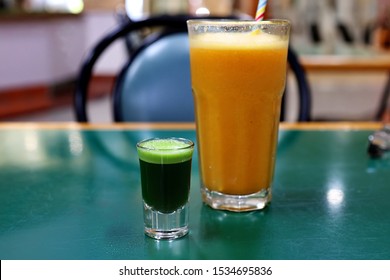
xmin=187 ymin=20 xmax=290 ymax=212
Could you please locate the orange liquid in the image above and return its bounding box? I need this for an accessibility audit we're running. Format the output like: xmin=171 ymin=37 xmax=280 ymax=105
xmin=189 ymin=34 xmax=288 ymax=195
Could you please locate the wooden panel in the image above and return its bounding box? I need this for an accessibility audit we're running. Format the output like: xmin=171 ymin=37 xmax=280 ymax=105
xmin=300 ymin=54 xmax=390 ymax=72
xmin=0 ymin=85 xmax=51 ymax=118
xmin=0 ymin=75 xmax=114 ymax=119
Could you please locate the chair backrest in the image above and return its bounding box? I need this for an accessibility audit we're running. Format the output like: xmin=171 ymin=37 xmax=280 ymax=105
xmin=74 ymin=15 xmax=311 ymax=122
xmin=114 ymin=33 xmax=194 ymax=122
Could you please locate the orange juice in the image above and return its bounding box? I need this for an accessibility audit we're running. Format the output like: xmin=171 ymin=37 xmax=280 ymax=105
xmin=188 ymin=20 xmax=290 ymax=211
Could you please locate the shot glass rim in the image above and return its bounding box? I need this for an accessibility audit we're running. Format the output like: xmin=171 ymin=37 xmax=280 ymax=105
xmin=136 ymin=137 xmax=195 ymax=151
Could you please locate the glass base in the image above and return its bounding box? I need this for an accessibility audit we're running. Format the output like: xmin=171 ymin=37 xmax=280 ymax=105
xmin=201 ymin=186 xmax=271 ymax=212
xmin=143 ymin=202 xmax=189 ymax=240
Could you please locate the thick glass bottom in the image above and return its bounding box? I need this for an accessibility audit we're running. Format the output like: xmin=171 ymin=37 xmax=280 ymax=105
xmin=201 ymin=186 xmax=271 ymax=212
xmin=143 ymin=202 xmax=189 ymax=240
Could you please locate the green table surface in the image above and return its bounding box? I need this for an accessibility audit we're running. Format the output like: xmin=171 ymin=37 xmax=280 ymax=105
xmin=0 ymin=123 xmax=389 ymax=260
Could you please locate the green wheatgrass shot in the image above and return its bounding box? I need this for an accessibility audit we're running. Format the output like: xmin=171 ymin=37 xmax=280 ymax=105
xmin=137 ymin=138 xmax=194 ymax=164
xmin=137 ymin=138 xmax=194 ymax=213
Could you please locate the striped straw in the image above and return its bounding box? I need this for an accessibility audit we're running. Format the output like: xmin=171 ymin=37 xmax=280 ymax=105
xmin=255 ymin=0 xmax=267 ymax=21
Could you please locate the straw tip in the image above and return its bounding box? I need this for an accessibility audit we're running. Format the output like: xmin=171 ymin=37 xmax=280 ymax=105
xmin=255 ymin=0 xmax=267 ymax=21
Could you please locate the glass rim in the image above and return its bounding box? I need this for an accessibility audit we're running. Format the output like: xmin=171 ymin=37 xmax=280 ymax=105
xmin=187 ymin=19 xmax=290 ymax=27
xmin=136 ymin=137 xmax=194 ymax=151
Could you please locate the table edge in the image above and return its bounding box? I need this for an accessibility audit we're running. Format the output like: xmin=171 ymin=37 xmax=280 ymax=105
xmin=0 ymin=122 xmax=383 ymax=131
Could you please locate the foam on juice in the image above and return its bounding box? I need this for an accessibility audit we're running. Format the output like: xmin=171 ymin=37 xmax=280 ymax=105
xmin=189 ymin=32 xmax=287 ymax=50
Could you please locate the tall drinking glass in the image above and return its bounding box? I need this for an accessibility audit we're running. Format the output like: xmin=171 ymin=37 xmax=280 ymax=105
xmin=187 ymin=20 xmax=290 ymax=212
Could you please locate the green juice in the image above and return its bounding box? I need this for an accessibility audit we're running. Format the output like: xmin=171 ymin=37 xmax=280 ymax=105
xmin=137 ymin=138 xmax=194 ymax=213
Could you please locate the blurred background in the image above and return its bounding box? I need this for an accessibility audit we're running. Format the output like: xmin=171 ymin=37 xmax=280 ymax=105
xmin=1 ymin=0 xmax=389 ymax=122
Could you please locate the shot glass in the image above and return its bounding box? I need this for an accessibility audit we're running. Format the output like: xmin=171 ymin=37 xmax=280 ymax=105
xmin=136 ymin=137 xmax=194 ymax=240
xmin=187 ymin=20 xmax=290 ymax=212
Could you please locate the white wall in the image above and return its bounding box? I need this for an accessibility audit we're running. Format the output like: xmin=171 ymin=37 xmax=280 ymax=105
xmin=0 ymin=11 xmax=127 ymax=91
xmin=82 ymin=11 xmax=128 ymax=74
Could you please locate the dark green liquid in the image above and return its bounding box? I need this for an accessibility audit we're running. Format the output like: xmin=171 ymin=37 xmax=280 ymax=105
xmin=139 ymin=159 xmax=192 ymax=213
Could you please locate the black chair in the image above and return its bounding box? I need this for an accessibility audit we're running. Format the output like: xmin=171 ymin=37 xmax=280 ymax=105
xmin=74 ymin=15 xmax=311 ymax=122
xmin=375 ymin=73 xmax=390 ymax=121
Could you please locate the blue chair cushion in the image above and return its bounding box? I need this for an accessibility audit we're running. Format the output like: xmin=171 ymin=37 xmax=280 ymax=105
xmin=118 ymin=33 xmax=195 ymax=122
